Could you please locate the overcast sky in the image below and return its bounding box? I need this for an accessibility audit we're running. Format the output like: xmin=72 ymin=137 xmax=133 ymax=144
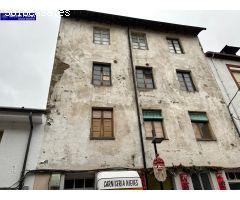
xmin=0 ymin=10 xmax=240 ymax=109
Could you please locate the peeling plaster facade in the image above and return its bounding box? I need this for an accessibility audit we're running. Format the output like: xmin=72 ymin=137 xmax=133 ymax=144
xmin=35 ymin=15 xmax=240 ymax=189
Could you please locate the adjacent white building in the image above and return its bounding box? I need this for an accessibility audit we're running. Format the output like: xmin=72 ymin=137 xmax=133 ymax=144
xmin=0 ymin=107 xmax=45 ymax=189
xmin=206 ymin=46 xmax=240 ymax=190
xmin=206 ymin=45 xmax=240 ymax=135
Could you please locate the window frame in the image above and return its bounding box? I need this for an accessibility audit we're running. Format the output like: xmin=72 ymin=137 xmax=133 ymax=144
xmin=142 ymin=109 xmax=166 ymax=140
xmin=64 ymin=173 xmax=95 ymax=190
xmin=167 ymin=38 xmax=184 ymax=54
xmin=93 ymin=27 xmax=110 ymax=45
xmin=176 ymin=70 xmax=197 ymax=92
xmin=90 ymin=107 xmax=114 ymax=140
xmin=225 ymin=171 xmax=240 ymax=190
xmin=136 ymin=66 xmax=155 ymax=90
xmin=189 ymin=111 xmax=216 ymax=141
xmin=190 ymin=172 xmax=214 ymax=190
xmin=226 ymin=64 xmax=240 ymax=88
xmin=92 ymin=62 xmax=112 ymax=86
xmin=131 ymin=32 xmax=148 ymax=50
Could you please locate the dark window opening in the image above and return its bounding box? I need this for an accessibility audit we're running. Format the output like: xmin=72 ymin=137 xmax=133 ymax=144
xmin=92 ymin=63 xmax=111 ymax=86
xmin=167 ymin=38 xmax=183 ymax=54
xmin=189 ymin=112 xmax=215 ymax=141
xmin=131 ymin=33 xmax=148 ymax=50
xmin=93 ymin=27 xmax=110 ymax=45
xmin=177 ymin=71 xmax=196 ymax=92
xmin=190 ymin=173 xmax=212 ymax=190
xmin=136 ymin=67 xmax=154 ymax=89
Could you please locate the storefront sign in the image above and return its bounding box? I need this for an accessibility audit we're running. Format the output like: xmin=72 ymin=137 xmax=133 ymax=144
xmin=97 ymin=177 xmax=142 ymax=190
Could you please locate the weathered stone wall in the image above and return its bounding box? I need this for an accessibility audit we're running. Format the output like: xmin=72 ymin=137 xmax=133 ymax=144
xmin=37 ymin=17 xmax=240 ymax=171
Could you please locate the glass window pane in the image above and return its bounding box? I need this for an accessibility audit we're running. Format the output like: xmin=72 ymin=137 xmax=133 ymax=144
xmin=64 ymin=179 xmax=74 ymax=189
xmin=93 ymin=75 xmax=101 ymax=80
xmin=183 ymin=73 xmax=190 ymax=78
xmin=137 ymin=73 xmax=144 ymax=78
xmin=93 ymin=80 xmax=101 ymax=85
xmin=93 ymin=110 xmax=101 ymax=118
xmin=228 ymin=172 xmax=236 ymax=180
xmin=235 ymin=172 xmax=240 ymax=179
xmin=85 ymin=179 xmax=95 ymax=188
xmin=137 ymin=78 xmax=144 ymax=83
xmin=103 ymin=111 xmax=112 ymax=118
xmin=145 ymin=78 xmax=153 ymax=84
xmin=146 ymin=83 xmax=153 ymax=89
xmin=191 ymin=173 xmax=202 ymax=190
xmin=137 ymin=69 xmax=143 ymax=74
xmin=94 ymin=66 xmax=101 ymax=71
xmin=102 ymin=80 xmax=111 ymax=86
xmin=200 ymin=173 xmax=212 ymax=190
xmin=75 ymin=179 xmax=84 ymax=188
xmin=93 ymin=70 xmax=101 ymax=75
xmin=138 ymin=83 xmax=145 ymax=88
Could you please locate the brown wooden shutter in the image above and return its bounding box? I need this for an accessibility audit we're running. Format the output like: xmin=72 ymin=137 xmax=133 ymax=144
xmin=153 ymin=121 xmax=164 ymax=138
xmin=103 ymin=119 xmax=112 ymax=137
xmin=192 ymin=122 xmax=202 ymax=139
xmin=92 ymin=110 xmax=102 ymax=138
xmin=144 ymin=121 xmax=153 ymax=138
xmin=103 ymin=110 xmax=113 ymax=137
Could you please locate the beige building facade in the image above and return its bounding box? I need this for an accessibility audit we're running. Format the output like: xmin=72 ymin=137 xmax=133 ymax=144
xmin=32 ymin=11 xmax=240 ymax=190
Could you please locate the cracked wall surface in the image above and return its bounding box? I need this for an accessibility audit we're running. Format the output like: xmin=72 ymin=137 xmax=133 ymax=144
xmin=37 ymin=17 xmax=240 ymax=171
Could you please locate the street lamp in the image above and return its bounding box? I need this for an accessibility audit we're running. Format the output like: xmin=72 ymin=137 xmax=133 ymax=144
xmin=152 ymin=130 xmax=165 ymax=190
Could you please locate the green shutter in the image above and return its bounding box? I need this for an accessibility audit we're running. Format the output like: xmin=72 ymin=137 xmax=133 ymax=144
xmin=189 ymin=112 xmax=208 ymax=122
xmin=143 ymin=110 xmax=163 ymax=121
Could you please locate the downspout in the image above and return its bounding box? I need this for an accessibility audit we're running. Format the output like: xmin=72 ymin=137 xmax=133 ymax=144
xmin=19 ymin=112 xmax=33 ymax=189
xmin=210 ymin=53 xmax=240 ymax=136
xmin=127 ymin=26 xmax=149 ymax=189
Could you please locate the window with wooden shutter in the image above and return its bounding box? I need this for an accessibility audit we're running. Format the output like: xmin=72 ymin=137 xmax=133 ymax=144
xmin=143 ymin=110 xmax=165 ymax=139
xmin=91 ymin=108 xmax=113 ymax=139
xmin=189 ymin=112 xmax=215 ymax=141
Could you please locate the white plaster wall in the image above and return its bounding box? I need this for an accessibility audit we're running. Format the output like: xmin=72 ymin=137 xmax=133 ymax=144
xmin=206 ymin=57 xmax=240 ymax=133
xmin=37 ymin=18 xmax=240 ymax=173
xmin=0 ymin=118 xmax=45 ymax=189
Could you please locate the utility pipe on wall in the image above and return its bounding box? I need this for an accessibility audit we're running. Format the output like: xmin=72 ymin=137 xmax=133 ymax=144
xmin=19 ymin=112 xmax=33 ymax=190
xmin=127 ymin=26 xmax=149 ymax=189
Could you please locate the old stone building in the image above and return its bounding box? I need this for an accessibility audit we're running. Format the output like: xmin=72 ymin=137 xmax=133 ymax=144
xmin=32 ymin=11 xmax=240 ymax=190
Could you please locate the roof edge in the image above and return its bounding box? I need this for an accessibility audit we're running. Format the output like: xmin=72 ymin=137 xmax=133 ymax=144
xmin=65 ymin=10 xmax=206 ymax=36
xmin=0 ymin=107 xmax=46 ymax=114
xmin=205 ymin=51 xmax=240 ymax=62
